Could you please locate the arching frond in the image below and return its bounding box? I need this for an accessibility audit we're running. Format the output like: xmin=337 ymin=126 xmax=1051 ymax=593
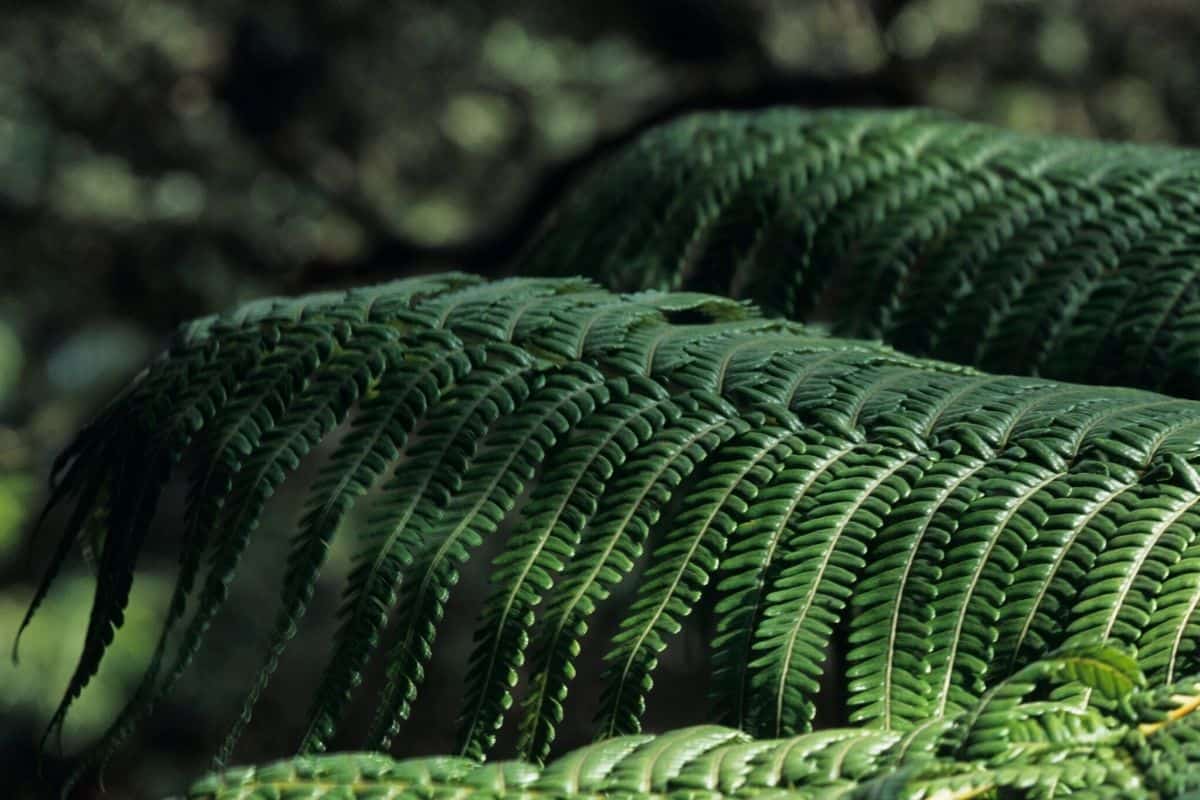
xmin=525 ymin=108 xmax=1200 ymax=395
xmin=26 ymin=273 xmax=1200 ymax=783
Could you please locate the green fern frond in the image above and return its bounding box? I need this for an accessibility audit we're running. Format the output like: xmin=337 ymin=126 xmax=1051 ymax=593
xmin=595 ymin=420 xmax=803 ymax=740
xmin=749 ymin=444 xmax=924 ymax=737
xmin=217 ymin=328 xmax=470 ymax=762
xmin=456 ymin=374 xmax=676 ymax=759
xmin=185 ymin=647 xmax=1188 ymax=799
xmin=298 ymin=340 xmax=536 ymax=754
xmin=517 ymin=392 xmax=742 ymax=762
xmin=27 ymin=273 xmax=1200 ymax=780
xmin=844 ymin=447 xmax=982 ymax=729
xmin=526 ymin=108 xmax=1200 ymax=395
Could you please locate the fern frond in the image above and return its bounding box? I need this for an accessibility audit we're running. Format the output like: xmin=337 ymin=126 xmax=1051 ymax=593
xmin=217 ymin=329 xmax=470 ymax=763
xmin=709 ymin=433 xmax=858 ymax=730
xmin=595 ymin=420 xmax=804 ymax=739
xmin=301 ymin=342 xmax=541 ymax=752
xmin=27 ymin=274 xmax=1200 ymax=776
xmin=366 ymin=362 xmax=614 ymax=748
xmin=455 ymin=375 xmax=676 ymax=758
xmin=845 ymin=453 xmax=982 ymax=728
xmin=749 ymin=445 xmax=923 ymax=737
xmin=925 ymin=455 xmax=1061 ymax=718
xmin=527 ymin=109 xmax=1200 ymax=395
xmin=517 ymin=393 xmax=742 ymax=762
xmin=996 ymin=464 xmax=1137 ymax=673
xmin=186 ymin=647 xmax=1185 ymax=799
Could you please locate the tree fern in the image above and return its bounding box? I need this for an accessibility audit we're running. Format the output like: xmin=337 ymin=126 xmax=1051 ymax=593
xmin=24 ymin=108 xmax=1200 ymax=796
xmin=25 ymin=273 xmax=1200 ymax=786
xmin=525 ymin=108 xmax=1200 ymax=396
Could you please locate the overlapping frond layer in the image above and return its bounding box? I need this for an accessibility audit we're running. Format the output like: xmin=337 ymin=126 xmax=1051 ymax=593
xmin=524 ymin=108 xmax=1200 ymax=396
xmin=187 ymin=648 xmax=1197 ymax=799
xmin=26 ymin=275 xmax=1200 ymax=772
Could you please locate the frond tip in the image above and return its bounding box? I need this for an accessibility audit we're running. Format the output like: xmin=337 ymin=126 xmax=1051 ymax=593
xmin=24 ymin=273 xmax=1200 ymax=776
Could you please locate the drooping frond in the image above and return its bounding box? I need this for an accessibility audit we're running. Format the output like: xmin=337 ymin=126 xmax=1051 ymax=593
xmin=524 ymin=108 xmax=1200 ymax=396
xmin=186 ymin=647 xmax=1196 ymax=799
xmin=26 ymin=273 xmax=1200 ymax=779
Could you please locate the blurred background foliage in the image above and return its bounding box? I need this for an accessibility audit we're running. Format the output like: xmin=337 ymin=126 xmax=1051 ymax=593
xmin=4 ymin=0 xmax=1200 ymax=796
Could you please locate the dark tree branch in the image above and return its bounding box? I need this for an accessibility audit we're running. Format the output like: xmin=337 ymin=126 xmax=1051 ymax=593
xmin=297 ymin=64 xmax=919 ymax=290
